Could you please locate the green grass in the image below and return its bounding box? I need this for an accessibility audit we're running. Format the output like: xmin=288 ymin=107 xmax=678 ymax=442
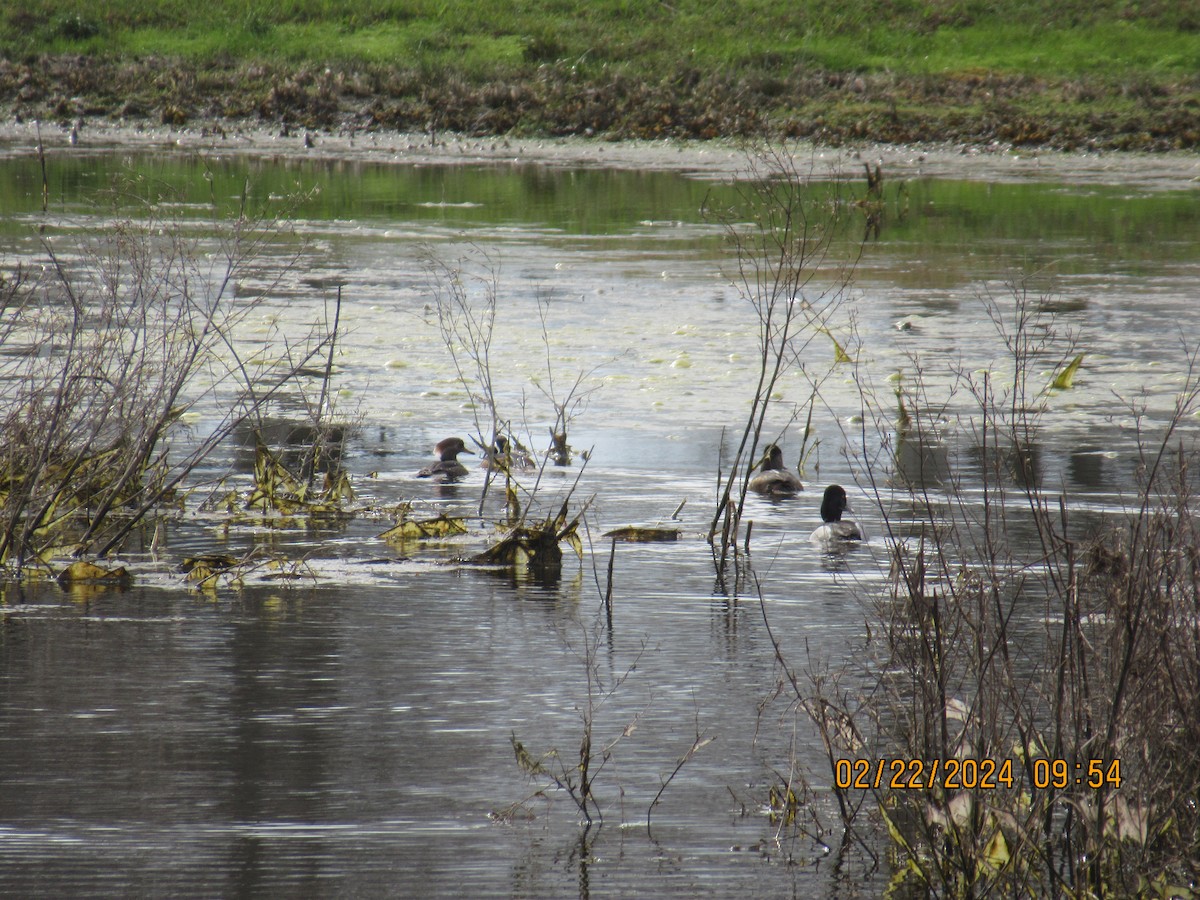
xmin=5 ymin=1 xmax=1199 ymax=148
xmin=6 ymin=0 xmax=1200 ymax=81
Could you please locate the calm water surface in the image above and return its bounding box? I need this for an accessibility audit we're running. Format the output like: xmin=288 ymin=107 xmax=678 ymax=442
xmin=1 ymin=132 xmax=1199 ymax=897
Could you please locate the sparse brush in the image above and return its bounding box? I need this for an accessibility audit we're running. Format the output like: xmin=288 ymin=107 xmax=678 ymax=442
xmin=704 ymin=143 xmax=862 ymax=584
xmin=743 ymin=268 xmax=1200 ymax=893
xmin=0 ymin=180 xmax=345 ymax=576
xmin=823 ymin=279 xmax=1200 ymax=895
xmin=421 ymin=246 xmax=602 ymax=574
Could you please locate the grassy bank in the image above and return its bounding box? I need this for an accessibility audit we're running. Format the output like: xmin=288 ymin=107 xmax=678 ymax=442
xmin=2 ymin=1 xmax=1200 ymax=148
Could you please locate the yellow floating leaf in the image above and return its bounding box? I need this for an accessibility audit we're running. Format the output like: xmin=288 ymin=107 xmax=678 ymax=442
xmin=380 ymin=515 xmax=468 ymax=542
xmin=181 ymin=554 xmax=239 ymax=582
xmin=982 ymin=825 xmax=1011 ymax=871
xmin=56 ymin=561 xmax=133 ymax=588
xmin=184 ymin=563 xmax=216 ymax=583
xmin=1051 ymin=353 xmax=1085 ymax=390
xmin=379 ymin=521 xmax=419 ymax=542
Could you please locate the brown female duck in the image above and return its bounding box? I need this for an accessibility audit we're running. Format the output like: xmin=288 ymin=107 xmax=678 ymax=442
xmin=417 ymin=437 xmax=472 ymax=483
xmin=748 ymin=444 xmax=803 ymax=497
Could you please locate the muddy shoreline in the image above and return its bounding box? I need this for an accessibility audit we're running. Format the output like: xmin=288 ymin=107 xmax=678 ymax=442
xmin=5 ymin=116 xmax=1200 ymax=192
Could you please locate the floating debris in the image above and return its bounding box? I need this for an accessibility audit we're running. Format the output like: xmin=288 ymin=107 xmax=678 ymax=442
xmin=181 ymin=553 xmax=241 ymax=585
xmin=472 ymin=502 xmax=584 ymax=576
xmin=56 ymin=560 xmax=133 ymax=588
xmin=603 ymin=526 xmax=682 ymax=543
xmin=246 ymin=442 xmax=352 ymax=517
xmin=380 ymin=514 xmax=469 ymax=543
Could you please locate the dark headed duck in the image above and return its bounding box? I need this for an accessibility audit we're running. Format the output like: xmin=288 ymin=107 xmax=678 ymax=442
xmin=481 ymin=435 xmax=536 ymax=474
xmin=810 ymin=484 xmax=865 ymax=544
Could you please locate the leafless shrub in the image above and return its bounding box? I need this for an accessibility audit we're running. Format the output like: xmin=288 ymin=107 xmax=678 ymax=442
xmin=704 ymin=143 xmax=864 ymax=584
xmin=799 ymin=278 xmax=1200 ymax=895
xmin=421 ymin=246 xmax=602 ymax=557
xmin=0 ymin=187 xmax=340 ymax=573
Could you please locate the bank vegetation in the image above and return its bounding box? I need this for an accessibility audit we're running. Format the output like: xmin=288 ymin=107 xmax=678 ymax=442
xmin=3 ymin=1 xmax=1200 ymax=150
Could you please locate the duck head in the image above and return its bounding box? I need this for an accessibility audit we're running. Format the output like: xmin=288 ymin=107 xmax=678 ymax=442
xmin=820 ymin=484 xmax=851 ymax=523
xmin=434 ymin=437 xmax=471 ymax=461
xmin=754 ymin=444 xmax=787 ymax=472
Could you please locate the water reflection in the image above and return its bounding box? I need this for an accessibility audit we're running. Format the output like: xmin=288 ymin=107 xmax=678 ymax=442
xmin=1068 ymin=446 xmax=1110 ymax=490
xmin=892 ymin=425 xmax=952 ymax=489
xmin=964 ymin=433 xmax=1044 ymax=490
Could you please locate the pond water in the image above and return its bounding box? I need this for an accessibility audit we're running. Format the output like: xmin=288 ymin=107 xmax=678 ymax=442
xmin=2 ymin=128 xmax=1200 ymax=897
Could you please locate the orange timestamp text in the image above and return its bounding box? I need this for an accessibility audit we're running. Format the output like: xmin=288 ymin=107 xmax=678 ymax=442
xmin=835 ymin=757 xmax=1122 ymax=791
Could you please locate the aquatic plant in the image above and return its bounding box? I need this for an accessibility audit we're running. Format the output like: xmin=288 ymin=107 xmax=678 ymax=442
xmin=471 ymin=499 xmax=584 ymax=577
xmin=0 ymin=181 xmax=343 ymax=576
xmin=421 ymin=246 xmax=601 ymax=574
xmin=379 ymin=507 xmax=468 ymax=543
xmin=246 ymin=441 xmax=354 ymax=519
xmin=500 ymin=604 xmax=659 ymax=830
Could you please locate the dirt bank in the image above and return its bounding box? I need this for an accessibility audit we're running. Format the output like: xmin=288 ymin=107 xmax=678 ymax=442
xmin=3 ymin=56 xmax=1200 ymax=153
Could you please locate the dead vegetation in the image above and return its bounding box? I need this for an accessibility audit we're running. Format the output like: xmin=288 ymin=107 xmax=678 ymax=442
xmin=4 ymin=55 xmax=1200 ymax=151
xmin=705 ymin=145 xmax=864 ymax=584
xmin=753 ymin=271 xmax=1200 ymax=895
xmin=419 ymin=246 xmax=598 ymax=581
xmin=0 ymin=179 xmax=346 ymax=579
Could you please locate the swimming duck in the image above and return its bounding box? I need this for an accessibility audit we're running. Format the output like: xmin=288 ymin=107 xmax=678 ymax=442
xmin=810 ymin=485 xmax=865 ymax=543
xmin=748 ymin=444 xmax=803 ymax=497
xmin=481 ymin=435 xmax=536 ymax=474
xmin=417 ymin=437 xmax=472 ymax=482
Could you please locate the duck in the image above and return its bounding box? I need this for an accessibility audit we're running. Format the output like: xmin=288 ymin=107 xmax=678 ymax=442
xmin=748 ymin=444 xmax=803 ymax=497
xmin=481 ymin=435 xmax=536 ymax=474
xmin=810 ymin=485 xmax=865 ymax=543
xmin=417 ymin=437 xmax=472 ymax=482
